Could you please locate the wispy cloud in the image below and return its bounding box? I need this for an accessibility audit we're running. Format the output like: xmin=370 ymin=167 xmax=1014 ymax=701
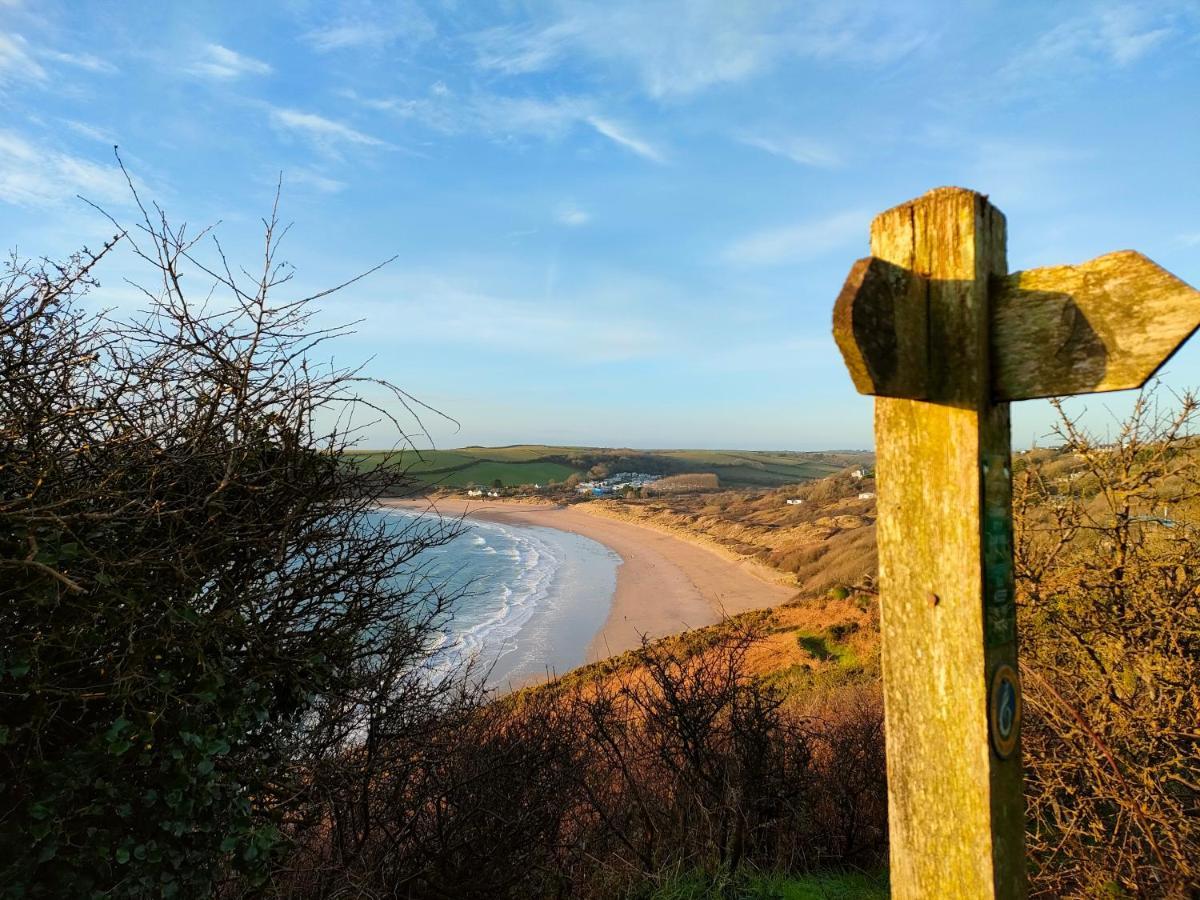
xmin=269 ymin=108 xmax=384 ymax=149
xmin=1178 ymin=232 xmax=1200 ymax=247
xmin=1002 ymin=5 xmax=1177 ymax=87
xmin=42 ymin=48 xmax=117 ymax=73
xmin=344 ymin=88 xmax=665 ymax=163
xmin=470 ymin=2 xmax=928 ymax=98
xmin=472 ymin=21 xmax=582 ymax=74
xmin=301 ymin=2 xmax=435 ymax=51
xmin=556 ymin=203 xmax=590 ymax=226
xmin=284 ymin=167 xmax=348 ymax=194
xmin=305 ymin=23 xmax=389 ymax=51
xmin=304 ymin=21 xmax=429 ymax=51
xmin=741 ymin=134 xmax=840 ymax=168
xmin=723 ymin=209 xmax=868 ymax=266
xmin=186 ymin=43 xmax=271 ymax=80
xmin=586 ymin=116 xmax=665 ymax=163
xmin=0 ymin=33 xmax=46 ymax=82
xmin=63 ymin=120 xmax=116 ymax=144
xmin=0 ymin=34 xmax=117 ymax=84
xmin=0 ymin=130 xmax=131 ymax=207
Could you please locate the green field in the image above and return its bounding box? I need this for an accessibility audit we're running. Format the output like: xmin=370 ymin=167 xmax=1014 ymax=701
xmin=352 ymin=445 xmax=873 ymax=490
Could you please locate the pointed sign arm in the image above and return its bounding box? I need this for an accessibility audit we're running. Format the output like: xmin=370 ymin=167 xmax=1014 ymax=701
xmin=833 ymin=249 xmax=1200 ymax=401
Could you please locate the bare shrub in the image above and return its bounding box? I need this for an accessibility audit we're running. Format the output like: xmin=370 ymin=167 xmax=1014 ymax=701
xmin=0 ymin=186 xmax=464 ymax=896
xmin=268 ymin=623 xmax=888 ymax=898
xmin=1015 ymin=388 xmax=1200 ymax=898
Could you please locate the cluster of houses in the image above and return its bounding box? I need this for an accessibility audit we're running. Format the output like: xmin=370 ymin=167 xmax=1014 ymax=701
xmin=465 ymin=488 xmax=503 ymax=498
xmin=576 ymin=472 xmax=662 ymax=497
xmin=851 ymin=466 xmax=876 ymax=500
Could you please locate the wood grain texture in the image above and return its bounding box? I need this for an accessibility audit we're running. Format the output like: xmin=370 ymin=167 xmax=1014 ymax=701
xmin=832 ymin=256 xmax=929 ymax=399
xmin=991 ymin=250 xmax=1200 ymax=401
xmin=870 ymin=187 xmax=1026 ymax=899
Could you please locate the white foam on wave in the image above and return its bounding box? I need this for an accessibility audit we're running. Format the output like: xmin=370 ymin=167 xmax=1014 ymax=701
xmin=442 ymin=518 xmax=562 ymax=675
xmin=373 ymin=510 xmax=564 ymax=678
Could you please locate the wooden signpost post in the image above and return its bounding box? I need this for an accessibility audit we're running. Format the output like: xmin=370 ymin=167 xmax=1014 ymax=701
xmin=831 ymin=187 xmax=1200 ymax=899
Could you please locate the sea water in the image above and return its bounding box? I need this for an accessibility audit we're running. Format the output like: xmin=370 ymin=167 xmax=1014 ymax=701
xmin=376 ymin=508 xmax=621 ymax=686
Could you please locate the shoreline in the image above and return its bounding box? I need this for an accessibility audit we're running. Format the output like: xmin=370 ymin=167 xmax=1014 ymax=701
xmin=380 ymin=496 xmax=797 ymax=663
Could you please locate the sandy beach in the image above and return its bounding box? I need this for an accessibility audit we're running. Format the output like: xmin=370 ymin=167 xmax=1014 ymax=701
xmin=381 ymin=497 xmax=797 ymax=662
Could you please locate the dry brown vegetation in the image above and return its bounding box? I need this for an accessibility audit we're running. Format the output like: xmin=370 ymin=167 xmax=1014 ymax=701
xmin=588 ymin=469 xmax=878 ymax=597
xmin=272 ymin=621 xmax=887 ymax=898
xmin=1014 ymin=393 xmax=1200 ymax=898
xmin=578 ymin=389 xmax=1200 ymax=897
xmin=643 ymin=473 xmax=721 ymax=494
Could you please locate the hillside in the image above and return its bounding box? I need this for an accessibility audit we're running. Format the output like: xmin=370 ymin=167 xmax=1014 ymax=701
xmin=584 ymin=467 xmax=878 ymax=596
xmin=353 ymin=444 xmax=873 ymax=490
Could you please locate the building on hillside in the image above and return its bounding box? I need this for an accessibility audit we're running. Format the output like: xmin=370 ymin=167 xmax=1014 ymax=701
xmin=786 ymin=498 xmax=804 ymax=506
xmin=466 ymin=488 xmax=483 ymax=497
xmin=858 ymin=492 xmax=876 ymax=500
xmin=576 ymin=472 xmax=663 ymax=496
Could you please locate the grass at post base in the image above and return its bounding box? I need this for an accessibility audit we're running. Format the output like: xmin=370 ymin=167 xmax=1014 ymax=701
xmin=643 ymin=868 xmax=888 ymax=899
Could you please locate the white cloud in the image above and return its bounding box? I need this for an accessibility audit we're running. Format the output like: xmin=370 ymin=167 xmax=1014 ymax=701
xmin=269 ymin=108 xmax=384 ymax=148
xmin=556 ymin=204 xmax=590 ymax=226
xmin=723 ymin=209 xmax=869 ymax=266
xmin=1098 ymin=7 xmax=1173 ymax=65
xmin=304 ymin=23 xmax=394 ymax=51
xmin=344 ymin=88 xmax=664 ymax=162
xmin=285 ymin=168 xmax=347 ymax=194
xmin=741 ymin=134 xmax=840 ymax=168
xmin=0 ymin=130 xmax=131 ymax=207
xmin=586 ymin=116 xmax=665 ymax=163
xmin=0 ymin=34 xmax=117 ymax=83
xmin=1179 ymin=232 xmax=1200 ymax=247
xmin=470 ymin=1 xmax=928 ymax=98
xmin=472 ymin=20 xmax=583 ymax=74
xmin=63 ymin=120 xmax=116 ymax=144
xmin=301 ymin=2 xmax=435 ymax=51
xmin=0 ymin=33 xmax=46 ymax=82
xmin=186 ymin=43 xmax=272 ymax=80
xmin=41 ymin=48 xmax=117 ymax=73
xmin=1002 ymin=5 xmax=1177 ymax=86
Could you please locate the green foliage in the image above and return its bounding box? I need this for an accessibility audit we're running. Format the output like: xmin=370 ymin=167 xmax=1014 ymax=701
xmin=796 ymin=631 xmax=859 ymax=670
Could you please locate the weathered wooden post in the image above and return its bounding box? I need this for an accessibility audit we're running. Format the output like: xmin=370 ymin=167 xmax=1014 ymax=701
xmin=832 ymin=186 xmax=1200 ymax=899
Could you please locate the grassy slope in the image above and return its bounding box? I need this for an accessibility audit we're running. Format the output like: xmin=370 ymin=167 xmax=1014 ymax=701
xmin=352 ymin=445 xmax=873 ymax=489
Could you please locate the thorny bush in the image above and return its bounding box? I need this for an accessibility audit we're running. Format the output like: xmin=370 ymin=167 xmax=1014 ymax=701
xmin=0 ymin=185 xmax=463 ymax=897
xmin=1015 ymin=388 xmax=1200 ymax=898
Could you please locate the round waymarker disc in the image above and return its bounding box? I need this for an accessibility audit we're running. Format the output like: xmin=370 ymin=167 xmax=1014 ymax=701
xmin=989 ymin=664 xmax=1021 ymax=759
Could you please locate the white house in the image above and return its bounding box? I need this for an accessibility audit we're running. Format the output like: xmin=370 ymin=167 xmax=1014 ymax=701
xmin=466 ymin=488 xmax=483 ymax=497
xmin=858 ymin=492 xmax=876 ymax=500
xmin=785 ymin=498 xmax=804 ymax=506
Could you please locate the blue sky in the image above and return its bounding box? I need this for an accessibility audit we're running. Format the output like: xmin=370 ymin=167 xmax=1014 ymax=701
xmin=1 ymin=1 xmax=1198 ymax=450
